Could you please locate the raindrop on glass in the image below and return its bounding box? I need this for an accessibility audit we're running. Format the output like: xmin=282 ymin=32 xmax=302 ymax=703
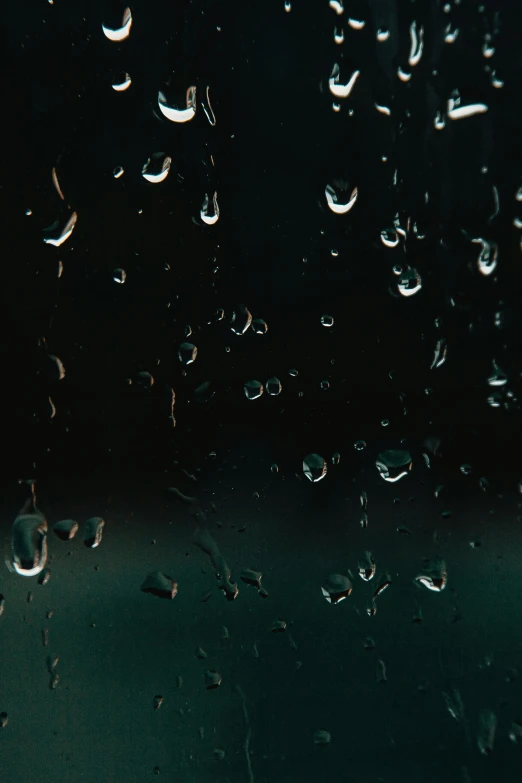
xmin=303 ymin=453 xmax=327 ymax=483
xmin=244 ymin=380 xmax=263 ymax=400
xmin=376 ymin=450 xmax=412 ymax=482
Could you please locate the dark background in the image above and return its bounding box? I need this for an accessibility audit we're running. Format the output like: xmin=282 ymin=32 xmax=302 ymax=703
xmin=1 ymin=0 xmax=522 ymax=780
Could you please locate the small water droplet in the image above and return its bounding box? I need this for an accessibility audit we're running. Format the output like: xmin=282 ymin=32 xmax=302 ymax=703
xmin=113 ymin=268 xmax=126 ymax=284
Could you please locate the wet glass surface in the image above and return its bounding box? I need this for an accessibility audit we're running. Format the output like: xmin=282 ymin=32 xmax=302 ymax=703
xmin=3 ymin=1 xmax=522 ymax=780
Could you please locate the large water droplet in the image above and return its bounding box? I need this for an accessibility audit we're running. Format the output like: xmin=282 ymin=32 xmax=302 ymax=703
xmin=244 ymin=380 xmax=263 ymax=400
xmin=230 ymin=305 xmax=252 ymax=335
xmin=408 ymin=21 xmax=424 ymax=66
xmin=102 ymin=7 xmax=132 ymax=42
xmin=179 ymin=342 xmax=198 ymax=365
xmin=328 ymin=64 xmax=360 ymax=98
xmin=83 ymin=517 xmax=105 ymax=548
xmin=381 ymin=228 xmax=399 ymax=248
xmin=325 ymin=183 xmax=358 ymax=214
xmin=53 ymin=519 xmax=78 ymax=541
xmin=142 ymin=153 xmax=171 ymax=184
xmin=376 ymin=450 xmax=412 ymax=482
xmin=200 ymin=192 xmax=219 ymax=225
xmin=303 ymin=453 xmax=327 ymax=482
xmin=141 ymin=571 xmax=178 ymax=599
xmin=415 ymin=558 xmax=447 ymax=592
xmin=11 ymin=511 xmax=48 ymax=577
xmin=321 ymin=573 xmax=352 ymax=603
xmin=266 ymin=377 xmax=282 ymax=395
xmin=252 ymin=318 xmax=268 ymax=334
xmin=43 ymin=212 xmax=78 ymax=247
xmin=112 ymin=72 xmax=132 ymax=92
xmin=158 ymin=87 xmax=197 ymax=123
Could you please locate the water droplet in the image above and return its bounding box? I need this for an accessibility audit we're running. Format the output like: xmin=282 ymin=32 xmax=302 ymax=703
xmin=460 ymin=464 xmax=472 ymax=475
xmin=141 ymin=571 xmax=178 ymax=599
xmin=284 ymin=0 xmax=291 ymax=10
xmin=43 ymin=211 xmax=78 ymax=247
xmin=179 ymin=342 xmax=198 ymax=365
xmin=477 ymin=709 xmax=497 ymax=755
xmin=415 ymin=558 xmax=447 ymax=592
xmin=333 ymin=27 xmax=344 ymax=44
xmin=11 ymin=506 xmax=48 ymax=577
xmin=102 ymin=7 xmax=132 ymax=42
xmin=314 ymin=729 xmax=332 ymax=745
xmin=142 ymin=153 xmax=171 ymax=184
xmin=328 ymin=65 xmax=360 ymax=99
xmin=354 ymin=440 xmax=366 ymax=451
xmin=244 ymin=380 xmax=263 ymax=400
xmin=488 ymin=360 xmax=507 ymax=386
xmin=303 ymin=453 xmax=327 ymax=483
xmin=153 ymin=695 xmax=164 ymax=710
xmin=289 ymin=368 xmax=298 ymax=377
xmin=360 ymin=490 xmax=368 ymax=510
xmin=0 ymin=713 xmax=8 ymax=729
xmin=325 ymin=183 xmax=358 ymax=214
xmin=113 ymin=166 xmax=124 ymax=179
xmin=358 ymin=551 xmax=376 ymax=581
xmin=321 ymin=574 xmax=352 ymax=604
xmin=377 ymin=28 xmax=390 ymax=41
xmin=408 ymin=21 xmax=424 ymax=66
xmin=252 ymin=318 xmax=268 ymax=334
xmin=472 ymin=238 xmax=498 ymax=276
xmin=84 ymin=517 xmax=105 ymax=549
xmin=376 ymin=659 xmax=387 ymax=682
xmin=240 ymin=569 xmax=263 ymax=589
xmin=509 ymin=721 xmax=522 ymax=744
xmin=111 ymin=72 xmax=131 ymax=92
xmin=113 ymin=268 xmax=126 ymax=284
xmin=332 ymin=452 xmax=341 ymax=465
xmin=397 ymin=67 xmax=412 ymax=82
xmin=205 ymin=670 xmax=222 ymax=690
xmin=381 ymin=228 xmax=399 ymax=248
xmin=201 ymin=192 xmax=219 ymax=225
xmin=158 ymin=87 xmax=197 ymax=123
xmin=38 ymin=568 xmax=51 ymax=586
xmin=448 ymin=98 xmax=488 ymax=120
xmin=270 ymin=463 xmax=279 ymax=473
xmin=376 ymin=449 xmax=412 ymax=482
xmin=230 ymin=305 xmax=252 ymax=335
xmin=444 ymin=27 xmax=459 ymax=44
xmin=321 ymin=314 xmax=334 ymax=327
xmin=329 ymin=0 xmax=343 ymax=15
xmin=266 ymin=377 xmax=282 ymax=395
xmin=375 ymin=103 xmax=391 ymax=116
xmin=381 ymin=419 xmax=389 ymax=427
xmin=397 ymin=267 xmax=422 ymax=297
xmin=431 ymin=338 xmax=447 ymax=369
xmin=348 ymin=17 xmax=365 ymax=29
